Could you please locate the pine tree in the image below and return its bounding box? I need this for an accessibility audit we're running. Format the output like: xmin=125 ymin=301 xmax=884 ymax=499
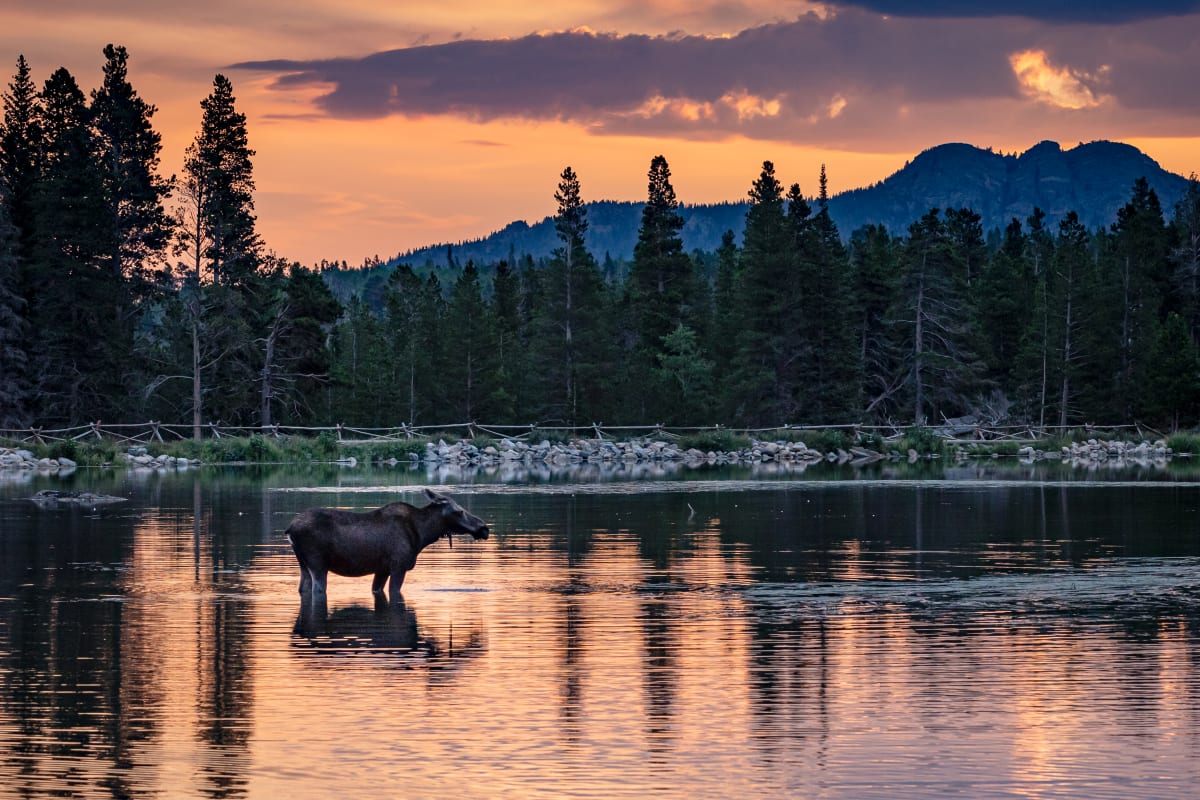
xmin=172 ymin=74 xmax=261 ymax=434
xmin=1047 ymin=212 xmax=1093 ymax=426
xmin=488 ymin=259 xmax=521 ymax=422
xmin=945 ymin=207 xmax=987 ymax=288
xmin=0 ymin=197 xmax=27 ymax=427
xmin=1170 ymin=176 xmax=1200 ymax=345
xmin=627 ymin=155 xmax=699 ymax=422
xmin=529 ymin=167 xmax=610 ymax=424
xmin=709 ymin=229 xmax=740 ymax=386
xmin=1110 ymin=177 xmax=1169 ymax=420
xmin=730 ymin=161 xmax=793 ymax=424
xmin=256 ymin=262 xmax=341 ymax=426
xmin=976 ymin=219 xmax=1033 ymax=398
xmin=800 ymin=169 xmax=861 ymax=422
xmin=1143 ymin=313 xmax=1200 ymax=430
xmin=90 ymin=44 xmax=173 ymax=288
xmin=892 ymin=209 xmax=983 ymax=425
xmin=444 ymin=261 xmax=497 ymax=421
xmin=0 ymin=55 xmax=41 ymax=272
xmin=654 ymin=324 xmax=715 ymax=423
xmin=182 ymin=74 xmax=259 ymax=287
xmin=328 ymin=296 xmax=390 ymax=425
xmin=851 ymin=224 xmax=900 ymax=417
xmin=384 ymin=265 xmax=433 ymax=424
xmin=29 ymin=67 xmax=122 ymax=423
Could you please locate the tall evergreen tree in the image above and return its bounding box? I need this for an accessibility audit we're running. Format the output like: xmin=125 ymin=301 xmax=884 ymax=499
xmin=529 ymin=167 xmax=611 ymax=424
xmin=182 ymin=74 xmax=259 ymax=287
xmin=171 ymin=74 xmax=261 ymax=434
xmin=627 ymin=155 xmax=698 ymax=422
xmin=328 ymin=296 xmax=386 ymax=425
xmin=945 ymin=207 xmax=987 ymax=287
xmin=709 ymin=229 xmax=740 ymax=386
xmin=383 ymin=265 xmax=436 ymax=424
xmin=29 ymin=67 xmax=122 ymax=423
xmin=1143 ymin=313 xmax=1200 ymax=430
xmin=256 ymin=262 xmax=341 ymax=426
xmin=0 ymin=198 xmax=27 ymax=427
xmin=730 ymin=161 xmax=794 ymax=424
xmin=417 ymin=271 xmax=448 ymax=419
xmin=90 ymin=44 xmax=173 ymax=288
xmin=444 ymin=260 xmax=497 ymax=421
xmin=1109 ymin=177 xmax=1169 ymax=419
xmin=851 ymin=224 xmax=899 ymax=417
xmin=1170 ymin=176 xmax=1200 ymax=345
xmin=976 ymin=218 xmax=1032 ymax=398
xmin=892 ymin=209 xmax=982 ymax=425
xmin=0 ymin=55 xmax=41 ymax=272
xmin=799 ymin=171 xmax=861 ymax=422
xmin=1046 ymin=212 xmax=1093 ymax=426
xmin=486 ymin=259 xmax=521 ymax=422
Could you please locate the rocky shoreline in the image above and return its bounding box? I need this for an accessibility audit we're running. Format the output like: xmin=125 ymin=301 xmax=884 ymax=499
xmin=1 ymin=436 xmax=1184 ymax=473
xmin=408 ymin=436 xmax=1180 ymax=470
xmin=0 ymin=445 xmax=199 ymax=472
xmin=1 ymin=447 xmax=78 ymax=472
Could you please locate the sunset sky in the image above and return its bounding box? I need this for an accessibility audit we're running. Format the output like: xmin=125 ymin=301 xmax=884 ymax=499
xmin=3 ymin=1 xmax=1199 ymax=266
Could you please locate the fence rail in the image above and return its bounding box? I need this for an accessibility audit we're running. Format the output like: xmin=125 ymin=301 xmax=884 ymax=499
xmin=0 ymin=419 xmax=1161 ymax=447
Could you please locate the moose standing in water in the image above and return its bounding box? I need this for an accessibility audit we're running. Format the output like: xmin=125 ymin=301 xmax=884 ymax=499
xmin=286 ymin=489 xmax=490 ymax=603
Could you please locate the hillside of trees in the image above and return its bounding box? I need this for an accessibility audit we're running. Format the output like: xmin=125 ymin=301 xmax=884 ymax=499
xmin=3 ymin=48 xmax=1200 ymax=434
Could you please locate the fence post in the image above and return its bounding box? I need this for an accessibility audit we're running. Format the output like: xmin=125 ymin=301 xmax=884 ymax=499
xmin=209 ymin=422 xmax=221 ymax=439
xmin=336 ymin=423 xmax=344 ymax=442
xmin=151 ymin=421 xmax=163 ymax=442
xmin=91 ymin=421 xmax=103 ymax=441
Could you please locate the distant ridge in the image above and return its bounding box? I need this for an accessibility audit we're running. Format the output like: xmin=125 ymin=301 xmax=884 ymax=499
xmin=385 ymin=140 xmax=1192 ymax=269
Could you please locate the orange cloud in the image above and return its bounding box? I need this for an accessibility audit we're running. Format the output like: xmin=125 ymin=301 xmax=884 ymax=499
xmin=1009 ymin=49 xmax=1107 ymax=110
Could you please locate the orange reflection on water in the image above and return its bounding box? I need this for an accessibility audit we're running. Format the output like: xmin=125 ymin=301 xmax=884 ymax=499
xmin=2 ymin=479 xmax=1200 ymax=798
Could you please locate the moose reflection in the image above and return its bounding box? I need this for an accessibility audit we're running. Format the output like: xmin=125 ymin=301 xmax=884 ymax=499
xmin=286 ymin=489 xmax=490 ymax=604
xmin=292 ymin=597 xmax=485 ymax=667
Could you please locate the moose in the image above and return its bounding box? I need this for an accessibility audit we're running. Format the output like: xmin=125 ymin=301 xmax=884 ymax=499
xmin=285 ymin=489 xmax=490 ymax=603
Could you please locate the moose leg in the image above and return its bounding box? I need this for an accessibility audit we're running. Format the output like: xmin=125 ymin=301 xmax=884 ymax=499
xmin=309 ymin=566 xmax=328 ymax=596
xmin=290 ymin=542 xmax=313 ymax=594
xmin=388 ymin=566 xmax=409 ymax=604
xmin=371 ymin=571 xmax=389 ymax=595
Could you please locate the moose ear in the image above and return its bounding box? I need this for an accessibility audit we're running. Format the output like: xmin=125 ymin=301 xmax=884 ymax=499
xmin=424 ymin=488 xmax=446 ymax=505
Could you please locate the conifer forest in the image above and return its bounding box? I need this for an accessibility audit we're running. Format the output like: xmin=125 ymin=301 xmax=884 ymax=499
xmin=3 ymin=48 xmax=1200 ymax=435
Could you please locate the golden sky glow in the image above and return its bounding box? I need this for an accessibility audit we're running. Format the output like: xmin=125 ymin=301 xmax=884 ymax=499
xmin=2 ymin=1 xmax=1199 ymax=265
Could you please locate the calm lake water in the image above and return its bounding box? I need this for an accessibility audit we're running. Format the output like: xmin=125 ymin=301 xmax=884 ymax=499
xmin=2 ymin=461 xmax=1199 ymax=799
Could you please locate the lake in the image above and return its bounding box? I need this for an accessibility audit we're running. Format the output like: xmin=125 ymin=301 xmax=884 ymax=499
xmin=2 ymin=461 xmax=1199 ymax=799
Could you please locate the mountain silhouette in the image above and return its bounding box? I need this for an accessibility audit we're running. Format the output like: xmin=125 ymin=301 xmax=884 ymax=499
xmin=378 ymin=139 xmax=1192 ymax=270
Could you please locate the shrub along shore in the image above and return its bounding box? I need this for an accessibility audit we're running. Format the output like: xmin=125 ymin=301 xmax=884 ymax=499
xmin=3 ymin=428 xmax=1198 ymax=471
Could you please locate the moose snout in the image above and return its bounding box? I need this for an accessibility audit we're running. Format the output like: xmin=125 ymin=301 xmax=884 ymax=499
xmin=473 ymin=525 xmax=490 ymax=541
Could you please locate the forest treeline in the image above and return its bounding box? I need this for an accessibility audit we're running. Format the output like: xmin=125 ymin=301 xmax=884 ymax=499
xmin=2 ymin=48 xmax=1200 ymax=435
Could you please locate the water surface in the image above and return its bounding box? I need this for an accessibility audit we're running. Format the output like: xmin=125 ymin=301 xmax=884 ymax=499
xmin=1 ymin=463 xmax=1198 ymax=798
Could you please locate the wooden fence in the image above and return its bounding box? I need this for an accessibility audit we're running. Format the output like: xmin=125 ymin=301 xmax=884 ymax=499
xmin=0 ymin=420 xmax=1157 ymax=447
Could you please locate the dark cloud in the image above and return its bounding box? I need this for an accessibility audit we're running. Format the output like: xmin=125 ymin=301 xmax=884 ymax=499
xmin=235 ymin=14 xmax=1017 ymax=120
xmin=231 ymin=10 xmax=1200 ymax=148
xmin=827 ymin=1 xmax=1200 ymax=24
